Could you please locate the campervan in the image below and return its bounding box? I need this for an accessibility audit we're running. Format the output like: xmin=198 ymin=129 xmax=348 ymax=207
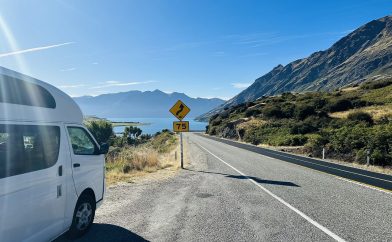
xmin=0 ymin=67 xmax=108 ymax=241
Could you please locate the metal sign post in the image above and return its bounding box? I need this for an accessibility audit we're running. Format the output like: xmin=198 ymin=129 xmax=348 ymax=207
xmin=180 ymin=132 xmax=183 ymax=168
xmin=169 ymin=100 xmax=190 ymax=169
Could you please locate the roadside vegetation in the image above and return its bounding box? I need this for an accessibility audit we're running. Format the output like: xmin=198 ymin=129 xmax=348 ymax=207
xmin=207 ymin=77 xmax=392 ymax=169
xmin=85 ymin=119 xmax=178 ymax=185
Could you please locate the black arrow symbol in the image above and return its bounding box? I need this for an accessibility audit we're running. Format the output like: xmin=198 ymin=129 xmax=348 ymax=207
xmin=176 ymin=104 xmax=184 ymax=116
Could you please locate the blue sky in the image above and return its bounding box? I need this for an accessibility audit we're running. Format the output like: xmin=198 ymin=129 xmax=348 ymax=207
xmin=0 ymin=0 xmax=390 ymax=99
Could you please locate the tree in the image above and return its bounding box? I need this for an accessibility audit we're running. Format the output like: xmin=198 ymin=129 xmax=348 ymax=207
xmin=124 ymin=126 xmax=143 ymax=144
xmin=85 ymin=120 xmax=113 ymax=144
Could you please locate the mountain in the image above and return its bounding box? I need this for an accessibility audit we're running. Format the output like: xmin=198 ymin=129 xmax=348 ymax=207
xmin=73 ymin=89 xmax=225 ymax=118
xmin=197 ymin=15 xmax=392 ymax=121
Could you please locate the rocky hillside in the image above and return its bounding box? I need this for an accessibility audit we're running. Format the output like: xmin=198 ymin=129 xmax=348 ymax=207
xmin=198 ymin=15 xmax=392 ymax=120
xmin=206 ymin=77 xmax=392 ymax=166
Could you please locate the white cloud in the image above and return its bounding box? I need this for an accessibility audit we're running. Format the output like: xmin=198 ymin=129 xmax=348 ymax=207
xmin=90 ymin=80 xmax=157 ymax=89
xmin=92 ymin=62 xmax=99 ymax=65
xmin=105 ymin=80 xmax=120 ymax=84
xmin=0 ymin=42 xmax=75 ymax=58
xmin=58 ymin=84 xmax=86 ymax=88
xmin=200 ymin=96 xmax=231 ymax=101
xmin=231 ymin=82 xmax=251 ymax=89
xmin=60 ymin=67 xmax=76 ymax=72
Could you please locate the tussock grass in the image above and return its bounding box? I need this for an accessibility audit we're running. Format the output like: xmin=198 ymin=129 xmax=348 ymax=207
xmin=329 ymin=105 xmax=392 ymax=120
xmin=105 ymin=132 xmax=178 ymax=185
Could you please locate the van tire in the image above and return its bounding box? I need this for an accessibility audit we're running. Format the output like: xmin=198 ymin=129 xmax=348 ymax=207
xmin=67 ymin=193 xmax=96 ymax=239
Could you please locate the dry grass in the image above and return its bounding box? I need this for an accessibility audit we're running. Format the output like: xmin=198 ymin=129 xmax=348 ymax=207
xmin=341 ymin=86 xmax=360 ymax=92
xmin=329 ymin=105 xmax=392 ymax=120
xmin=237 ymin=118 xmax=266 ymax=130
xmin=105 ymin=133 xmax=179 ymax=185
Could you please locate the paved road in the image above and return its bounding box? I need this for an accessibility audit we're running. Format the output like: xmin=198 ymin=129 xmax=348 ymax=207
xmin=198 ymin=134 xmax=392 ymax=191
xmin=59 ymin=133 xmax=392 ymax=242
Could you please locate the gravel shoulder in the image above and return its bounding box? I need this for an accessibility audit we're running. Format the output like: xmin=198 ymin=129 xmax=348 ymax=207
xmin=56 ymin=133 xmax=392 ymax=242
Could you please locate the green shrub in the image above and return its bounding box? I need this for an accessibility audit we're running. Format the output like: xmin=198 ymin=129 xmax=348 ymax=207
xmin=290 ymin=120 xmax=317 ymax=134
xmin=262 ymin=105 xmax=285 ymax=119
xmin=304 ymin=134 xmax=328 ymax=157
xmin=211 ymin=117 xmax=222 ymax=126
xmin=355 ymin=149 xmax=367 ymax=164
xmin=330 ymin=124 xmax=369 ymax=154
xmin=347 ymin=111 xmax=373 ymax=125
xmin=361 ymin=78 xmax=392 ymax=90
xmin=294 ymin=105 xmax=316 ymax=120
xmin=85 ymin=120 xmax=114 ymax=144
xmin=245 ymin=109 xmax=261 ymax=117
xmin=281 ymin=103 xmax=295 ymax=118
xmin=220 ymin=111 xmax=230 ymax=119
xmin=327 ymin=99 xmax=353 ymax=112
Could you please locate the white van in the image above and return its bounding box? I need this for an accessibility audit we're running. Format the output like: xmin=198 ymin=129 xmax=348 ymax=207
xmin=0 ymin=67 xmax=108 ymax=242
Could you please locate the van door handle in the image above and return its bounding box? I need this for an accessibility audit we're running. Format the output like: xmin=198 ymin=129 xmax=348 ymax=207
xmin=73 ymin=163 xmax=81 ymax=168
xmin=58 ymin=165 xmax=63 ymax=176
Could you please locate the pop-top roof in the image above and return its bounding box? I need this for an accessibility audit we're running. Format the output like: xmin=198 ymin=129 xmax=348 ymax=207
xmin=0 ymin=66 xmax=83 ymax=123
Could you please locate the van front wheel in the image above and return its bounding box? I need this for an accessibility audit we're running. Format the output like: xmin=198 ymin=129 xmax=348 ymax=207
xmin=68 ymin=194 xmax=96 ymax=239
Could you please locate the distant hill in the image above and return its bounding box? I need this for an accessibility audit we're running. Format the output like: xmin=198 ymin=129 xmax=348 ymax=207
xmin=197 ymin=15 xmax=392 ymax=121
xmin=73 ymin=89 xmax=224 ymax=118
xmin=205 ymin=77 xmax=392 ymax=166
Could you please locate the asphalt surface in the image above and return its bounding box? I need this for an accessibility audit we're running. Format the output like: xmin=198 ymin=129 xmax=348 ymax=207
xmin=198 ymin=134 xmax=392 ymax=191
xmin=58 ymin=133 xmax=392 ymax=242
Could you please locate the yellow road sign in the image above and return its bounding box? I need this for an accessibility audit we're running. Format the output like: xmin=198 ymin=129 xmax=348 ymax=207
xmin=169 ymin=100 xmax=190 ymax=120
xmin=173 ymin=121 xmax=189 ymax=132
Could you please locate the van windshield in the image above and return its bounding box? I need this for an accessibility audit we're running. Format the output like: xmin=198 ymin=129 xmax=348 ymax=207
xmin=0 ymin=124 xmax=60 ymax=179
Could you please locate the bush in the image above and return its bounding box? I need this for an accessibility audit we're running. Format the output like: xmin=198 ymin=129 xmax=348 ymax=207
xmin=330 ymin=124 xmax=369 ymax=154
xmin=210 ymin=117 xmax=222 ymax=126
xmin=246 ymin=101 xmax=255 ymax=107
xmin=281 ymin=103 xmax=295 ymax=118
xmin=361 ymin=78 xmax=392 ymax=90
xmin=210 ymin=114 xmax=220 ymax=121
xmin=290 ymin=120 xmax=317 ymax=134
xmin=327 ymin=99 xmax=353 ymax=112
xmin=294 ymin=105 xmax=316 ymax=120
xmin=304 ymin=134 xmax=328 ymax=157
xmin=355 ymin=149 xmax=367 ymax=164
xmin=85 ymin=120 xmax=114 ymax=144
xmin=351 ymin=99 xmax=371 ymax=108
xmin=220 ymin=111 xmax=229 ymax=119
xmin=245 ymin=109 xmax=261 ymax=117
xmin=262 ymin=106 xmax=285 ymax=119
xmin=347 ymin=111 xmax=373 ymax=125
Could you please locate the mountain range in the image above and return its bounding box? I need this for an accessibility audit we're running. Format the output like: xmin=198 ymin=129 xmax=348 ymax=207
xmin=197 ymin=15 xmax=392 ymax=120
xmin=73 ymin=90 xmax=225 ymax=118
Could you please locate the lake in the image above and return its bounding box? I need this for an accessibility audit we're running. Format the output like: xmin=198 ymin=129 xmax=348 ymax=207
xmin=109 ymin=118 xmax=208 ymax=135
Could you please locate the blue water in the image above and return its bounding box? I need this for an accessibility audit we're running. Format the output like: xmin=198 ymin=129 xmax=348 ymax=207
xmin=109 ymin=118 xmax=208 ymax=135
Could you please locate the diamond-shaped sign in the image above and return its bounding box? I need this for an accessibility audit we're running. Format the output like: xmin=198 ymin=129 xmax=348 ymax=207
xmin=170 ymin=100 xmax=190 ymax=120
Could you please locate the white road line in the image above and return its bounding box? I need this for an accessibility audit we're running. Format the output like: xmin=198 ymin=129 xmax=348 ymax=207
xmin=197 ymin=143 xmax=347 ymax=242
xmin=201 ymin=135 xmax=392 ymax=194
xmin=261 ymin=149 xmax=392 ymax=184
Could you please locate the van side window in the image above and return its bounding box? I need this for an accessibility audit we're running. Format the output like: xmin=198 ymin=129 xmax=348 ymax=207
xmin=0 ymin=75 xmax=56 ymax=108
xmin=67 ymin=127 xmax=98 ymax=155
xmin=0 ymin=124 xmax=60 ymax=179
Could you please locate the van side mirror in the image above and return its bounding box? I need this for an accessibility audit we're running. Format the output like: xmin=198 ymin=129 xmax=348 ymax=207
xmin=99 ymin=143 xmax=109 ymax=154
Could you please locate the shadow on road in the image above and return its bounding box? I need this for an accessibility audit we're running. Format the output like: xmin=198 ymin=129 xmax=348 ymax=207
xmin=184 ymin=168 xmax=300 ymax=187
xmin=54 ymin=223 xmax=149 ymax=242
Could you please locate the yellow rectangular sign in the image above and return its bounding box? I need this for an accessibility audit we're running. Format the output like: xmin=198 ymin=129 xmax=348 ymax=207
xmin=173 ymin=121 xmax=189 ymax=132
xmin=169 ymin=100 xmax=190 ymax=120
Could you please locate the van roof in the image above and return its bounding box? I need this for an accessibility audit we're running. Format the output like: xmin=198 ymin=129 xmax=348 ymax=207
xmin=0 ymin=66 xmax=83 ymax=123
